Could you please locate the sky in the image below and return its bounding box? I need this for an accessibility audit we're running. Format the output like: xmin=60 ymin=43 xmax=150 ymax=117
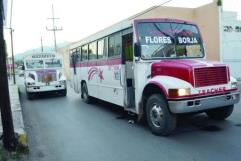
xmin=3 ymin=0 xmax=241 ymax=55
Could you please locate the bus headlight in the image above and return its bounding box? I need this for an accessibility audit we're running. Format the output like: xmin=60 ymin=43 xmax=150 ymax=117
xmin=168 ymin=88 xmax=190 ymax=98
xmin=231 ymin=82 xmax=238 ymax=89
xmin=27 ymin=82 xmax=35 ymax=86
xmin=59 ymin=80 xmax=66 ymax=84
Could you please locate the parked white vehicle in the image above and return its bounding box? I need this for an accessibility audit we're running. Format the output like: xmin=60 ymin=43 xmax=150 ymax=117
xmin=69 ymin=18 xmax=240 ymax=135
xmin=24 ymin=53 xmax=67 ymax=99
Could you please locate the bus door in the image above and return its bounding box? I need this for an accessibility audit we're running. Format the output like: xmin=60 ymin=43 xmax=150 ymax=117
xmin=122 ymin=33 xmax=135 ymax=109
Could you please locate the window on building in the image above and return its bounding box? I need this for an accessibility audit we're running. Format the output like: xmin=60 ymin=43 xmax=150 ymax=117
xmin=81 ymin=45 xmax=88 ymax=61
xmin=88 ymin=42 xmax=97 ymax=60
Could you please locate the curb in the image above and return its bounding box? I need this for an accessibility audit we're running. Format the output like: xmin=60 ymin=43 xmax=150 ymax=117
xmin=10 ymin=85 xmax=28 ymax=148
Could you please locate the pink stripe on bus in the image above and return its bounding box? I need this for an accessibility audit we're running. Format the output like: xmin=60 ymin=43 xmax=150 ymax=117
xmin=70 ymin=58 xmax=122 ymax=68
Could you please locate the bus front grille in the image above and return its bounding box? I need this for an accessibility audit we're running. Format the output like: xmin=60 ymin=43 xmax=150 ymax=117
xmin=194 ymin=67 xmax=228 ymax=87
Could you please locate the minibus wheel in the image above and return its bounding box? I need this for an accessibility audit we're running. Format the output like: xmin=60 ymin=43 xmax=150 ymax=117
xmin=206 ymin=105 xmax=234 ymax=120
xmin=146 ymin=94 xmax=176 ymax=136
xmin=82 ymin=83 xmax=91 ymax=103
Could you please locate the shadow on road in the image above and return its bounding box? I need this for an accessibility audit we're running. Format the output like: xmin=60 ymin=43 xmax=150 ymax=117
xmin=84 ymin=97 xmax=234 ymax=136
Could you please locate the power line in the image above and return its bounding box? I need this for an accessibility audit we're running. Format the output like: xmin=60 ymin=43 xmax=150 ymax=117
xmin=129 ymin=0 xmax=175 ymax=20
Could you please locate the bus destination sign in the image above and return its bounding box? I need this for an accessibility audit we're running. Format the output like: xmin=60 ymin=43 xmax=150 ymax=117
xmin=32 ymin=54 xmax=56 ymax=59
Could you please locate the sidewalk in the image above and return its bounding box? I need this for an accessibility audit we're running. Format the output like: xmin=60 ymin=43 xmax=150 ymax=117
xmin=0 ymin=78 xmax=26 ymax=146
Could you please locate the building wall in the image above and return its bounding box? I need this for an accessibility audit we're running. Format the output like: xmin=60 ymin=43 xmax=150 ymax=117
xmin=194 ymin=3 xmax=220 ymax=61
xmin=136 ymin=6 xmax=195 ymax=21
xmin=221 ymin=11 xmax=241 ymax=80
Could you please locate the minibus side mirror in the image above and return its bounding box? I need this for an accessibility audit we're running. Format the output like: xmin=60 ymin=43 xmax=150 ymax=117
xmin=134 ymin=43 xmax=141 ymax=57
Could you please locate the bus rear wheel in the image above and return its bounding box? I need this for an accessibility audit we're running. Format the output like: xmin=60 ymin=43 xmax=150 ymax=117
xmin=146 ymin=94 xmax=176 ymax=136
xmin=81 ymin=83 xmax=91 ymax=104
xmin=206 ymin=105 xmax=234 ymax=120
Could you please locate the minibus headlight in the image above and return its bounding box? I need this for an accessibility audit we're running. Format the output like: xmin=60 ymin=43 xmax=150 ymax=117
xmin=168 ymin=88 xmax=190 ymax=98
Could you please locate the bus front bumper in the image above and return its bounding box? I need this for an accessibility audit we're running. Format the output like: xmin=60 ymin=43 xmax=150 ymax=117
xmin=26 ymin=84 xmax=66 ymax=93
xmin=168 ymin=92 xmax=240 ymax=114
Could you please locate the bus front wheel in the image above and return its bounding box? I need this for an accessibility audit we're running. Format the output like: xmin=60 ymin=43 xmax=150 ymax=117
xmin=27 ymin=92 xmax=34 ymax=100
xmin=146 ymin=94 xmax=176 ymax=136
xmin=81 ymin=83 xmax=91 ymax=104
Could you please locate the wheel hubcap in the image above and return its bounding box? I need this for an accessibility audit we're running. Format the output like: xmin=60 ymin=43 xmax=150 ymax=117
xmin=150 ymin=104 xmax=164 ymax=128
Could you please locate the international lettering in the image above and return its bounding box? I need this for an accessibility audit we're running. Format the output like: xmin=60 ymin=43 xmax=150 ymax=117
xmin=145 ymin=36 xmax=172 ymax=44
xmin=178 ymin=37 xmax=198 ymax=44
xmin=198 ymin=87 xmax=226 ymax=95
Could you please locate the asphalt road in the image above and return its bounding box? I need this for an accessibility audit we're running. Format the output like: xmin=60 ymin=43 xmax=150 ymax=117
xmin=18 ymin=78 xmax=241 ymax=161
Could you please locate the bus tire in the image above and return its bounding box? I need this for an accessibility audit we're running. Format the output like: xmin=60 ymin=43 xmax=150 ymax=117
xmin=61 ymin=89 xmax=67 ymax=97
xmin=146 ymin=94 xmax=176 ymax=136
xmin=27 ymin=92 xmax=34 ymax=100
xmin=206 ymin=105 xmax=234 ymax=120
xmin=82 ymin=83 xmax=91 ymax=104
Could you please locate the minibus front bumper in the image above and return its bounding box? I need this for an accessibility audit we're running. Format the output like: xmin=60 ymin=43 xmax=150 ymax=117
xmin=168 ymin=92 xmax=240 ymax=114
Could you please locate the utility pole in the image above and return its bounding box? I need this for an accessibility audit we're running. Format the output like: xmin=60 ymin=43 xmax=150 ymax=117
xmin=0 ymin=0 xmax=17 ymax=150
xmin=9 ymin=0 xmax=15 ymax=84
xmin=41 ymin=36 xmax=43 ymax=52
xmin=46 ymin=4 xmax=62 ymax=52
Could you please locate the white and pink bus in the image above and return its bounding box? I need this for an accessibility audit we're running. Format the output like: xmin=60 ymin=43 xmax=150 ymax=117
xmin=24 ymin=53 xmax=67 ymax=99
xmin=69 ymin=18 xmax=240 ymax=135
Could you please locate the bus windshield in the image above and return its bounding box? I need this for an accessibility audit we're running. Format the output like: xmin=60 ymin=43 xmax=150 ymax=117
xmin=137 ymin=22 xmax=204 ymax=59
xmin=45 ymin=59 xmax=62 ymax=68
xmin=26 ymin=60 xmax=44 ymax=69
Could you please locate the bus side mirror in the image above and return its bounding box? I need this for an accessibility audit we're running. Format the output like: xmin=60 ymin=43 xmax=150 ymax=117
xmin=134 ymin=43 xmax=141 ymax=57
xmin=22 ymin=65 xmax=25 ymax=70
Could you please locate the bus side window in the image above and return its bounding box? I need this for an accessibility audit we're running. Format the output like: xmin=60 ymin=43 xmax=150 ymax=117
xmin=115 ymin=32 xmax=121 ymax=57
xmin=97 ymin=39 xmax=105 ymax=59
xmin=122 ymin=33 xmax=133 ymax=61
xmin=88 ymin=42 xmax=97 ymax=60
xmin=108 ymin=32 xmax=121 ymax=57
xmin=108 ymin=35 xmax=115 ymax=57
xmin=77 ymin=47 xmax=81 ymax=62
xmin=81 ymin=45 xmax=88 ymax=61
